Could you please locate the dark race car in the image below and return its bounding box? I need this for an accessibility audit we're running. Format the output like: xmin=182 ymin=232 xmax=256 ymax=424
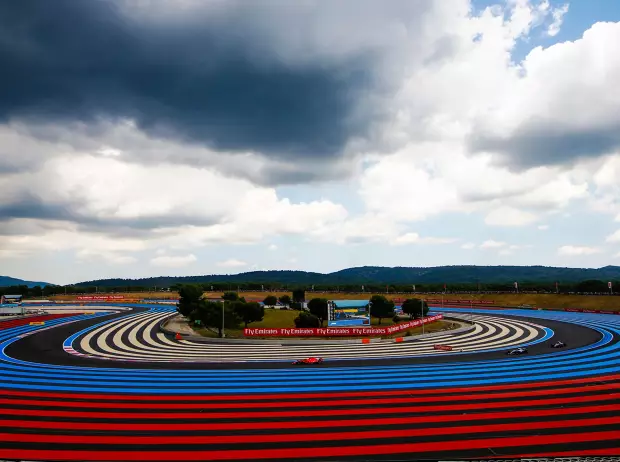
xmin=506 ymin=347 xmax=528 ymax=355
xmin=550 ymin=340 xmax=566 ymax=348
xmin=292 ymin=357 xmax=324 ymax=365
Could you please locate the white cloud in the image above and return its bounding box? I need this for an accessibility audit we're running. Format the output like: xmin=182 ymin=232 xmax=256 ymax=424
xmin=0 ymin=151 xmax=349 ymax=256
xmin=606 ymin=230 xmax=620 ymax=243
xmin=150 ymin=254 xmax=197 ymax=267
xmin=3 ymin=1 xmax=620 ymax=281
xmin=480 ymin=240 xmax=507 ymax=249
xmin=268 ymin=244 xmax=278 ymax=251
xmin=357 ymin=142 xmax=588 ymax=230
xmin=392 ymin=232 xmax=458 ymax=245
xmin=76 ymin=249 xmax=137 ymax=265
xmin=500 ymin=243 xmax=533 ymax=256
xmin=485 ymin=206 xmax=538 ymax=227
xmin=546 ymin=3 xmax=568 ymax=37
xmin=0 ymin=224 xmax=148 ymax=260
xmin=216 ymin=258 xmax=247 ymax=268
xmin=557 ymin=245 xmax=601 ymax=256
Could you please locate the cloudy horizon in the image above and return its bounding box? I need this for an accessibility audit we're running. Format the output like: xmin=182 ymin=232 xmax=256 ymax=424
xmin=2 ymin=0 xmax=620 ymax=285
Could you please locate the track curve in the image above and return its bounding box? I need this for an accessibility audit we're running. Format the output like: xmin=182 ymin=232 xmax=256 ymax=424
xmin=0 ymin=304 xmax=618 ymax=460
xmin=66 ymin=307 xmax=552 ymax=362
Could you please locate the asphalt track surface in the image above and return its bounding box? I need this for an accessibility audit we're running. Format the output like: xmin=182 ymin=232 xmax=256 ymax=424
xmin=0 ymin=304 xmax=618 ymax=461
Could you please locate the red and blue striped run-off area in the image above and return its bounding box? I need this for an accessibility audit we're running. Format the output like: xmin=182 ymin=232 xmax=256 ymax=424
xmin=0 ymin=305 xmax=618 ymax=460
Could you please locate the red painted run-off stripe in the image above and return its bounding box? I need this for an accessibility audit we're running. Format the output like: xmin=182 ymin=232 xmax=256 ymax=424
xmin=2 ymin=374 xmax=616 ymax=402
xmin=0 ymin=416 xmax=617 ymax=445
xmin=2 ymin=404 xmax=617 ymax=432
xmin=3 ymin=393 xmax=617 ymax=420
xmin=0 ymin=431 xmax=617 ymax=461
xmin=0 ymin=314 xmax=75 ymax=330
xmin=2 ymin=382 xmax=616 ymax=411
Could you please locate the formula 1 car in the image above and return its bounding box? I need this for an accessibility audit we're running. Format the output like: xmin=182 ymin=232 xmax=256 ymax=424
xmin=550 ymin=340 xmax=566 ymax=348
xmin=292 ymin=357 xmax=324 ymax=365
xmin=506 ymin=347 xmax=528 ymax=355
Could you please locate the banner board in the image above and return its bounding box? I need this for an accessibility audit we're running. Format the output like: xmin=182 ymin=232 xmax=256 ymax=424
xmin=76 ymin=296 xmax=125 ymax=301
xmin=433 ymin=344 xmax=453 ymax=351
xmin=244 ymin=314 xmax=443 ymax=337
xmin=564 ymin=308 xmax=620 ymax=315
xmin=425 ymin=299 xmax=495 ymax=305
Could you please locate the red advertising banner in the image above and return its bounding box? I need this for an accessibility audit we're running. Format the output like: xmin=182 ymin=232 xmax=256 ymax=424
xmin=425 ymin=299 xmax=495 ymax=305
xmin=244 ymin=314 xmax=443 ymax=337
xmin=433 ymin=344 xmax=453 ymax=351
xmin=76 ymin=296 xmax=125 ymax=301
xmin=564 ymin=308 xmax=620 ymax=315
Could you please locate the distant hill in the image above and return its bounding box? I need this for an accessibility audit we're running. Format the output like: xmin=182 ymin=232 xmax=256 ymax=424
xmin=0 ymin=276 xmax=51 ymax=288
xmin=75 ymin=265 xmax=620 ymax=287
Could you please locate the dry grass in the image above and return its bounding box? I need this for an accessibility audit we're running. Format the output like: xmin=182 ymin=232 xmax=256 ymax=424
xmin=51 ymin=290 xmax=620 ymax=311
xmin=220 ymin=291 xmax=620 ymax=311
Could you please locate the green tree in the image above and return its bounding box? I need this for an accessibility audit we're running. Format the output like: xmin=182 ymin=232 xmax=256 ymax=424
xmin=176 ymin=285 xmax=204 ymax=318
xmin=195 ymin=300 xmax=242 ymax=337
xmin=292 ymin=289 xmax=305 ymax=303
xmin=401 ymin=298 xmax=429 ymax=319
xmin=294 ymin=311 xmax=321 ymax=328
xmin=368 ymin=295 xmax=395 ymax=325
xmin=263 ymin=295 xmax=278 ymax=306
xmin=307 ymin=298 xmax=329 ymax=326
xmin=233 ymin=301 xmax=265 ymax=328
xmin=222 ymin=291 xmax=239 ymax=301
xmin=401 ymin=298 xmax=428 ymax=319
xmin=278 ymin=294 xmax=291 ymax=306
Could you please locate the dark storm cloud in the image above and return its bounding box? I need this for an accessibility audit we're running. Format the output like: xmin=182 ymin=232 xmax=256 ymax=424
xmin=0 ymin=196 xmax=220 ymax=232
xmin=0 ymin=0 xmax=374 ymax=160
xmin=469 ymin=121 xmax=620 ymax=169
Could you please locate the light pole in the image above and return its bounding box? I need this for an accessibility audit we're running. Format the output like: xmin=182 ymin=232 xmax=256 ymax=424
xmin=222 ymin=301 xmax=225 ymax=338
xmin=421 ymin=299 xmax=425 ymax=335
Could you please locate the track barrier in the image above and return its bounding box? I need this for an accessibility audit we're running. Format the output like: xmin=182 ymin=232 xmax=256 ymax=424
xmin=243 ymin=314 xmax=443 ymax=337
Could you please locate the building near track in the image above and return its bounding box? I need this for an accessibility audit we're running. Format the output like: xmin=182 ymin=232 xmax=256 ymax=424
xmin=327 ymin=300 xmax=371 ymax=327
xmin=0 ymin=295 xmax=25 ymax=315
xmin=0 ymin=294 xmax=22 ymax=305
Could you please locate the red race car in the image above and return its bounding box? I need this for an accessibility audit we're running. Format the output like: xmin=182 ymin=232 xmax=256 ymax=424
xmin=292 ymin=357 xmax=324 ymax=365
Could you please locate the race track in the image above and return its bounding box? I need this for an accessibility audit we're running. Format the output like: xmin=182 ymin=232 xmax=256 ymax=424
xmin=0 ymin=304 xmax=618 ymax=460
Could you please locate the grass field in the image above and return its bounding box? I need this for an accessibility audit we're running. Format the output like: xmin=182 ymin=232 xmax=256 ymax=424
xmin=206 ymin=291 xmax=620 ymax=311
xmin=50 ymin=290 xmax=620 ymax=311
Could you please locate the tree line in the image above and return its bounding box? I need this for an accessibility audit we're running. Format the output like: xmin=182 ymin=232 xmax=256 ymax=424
xmin=174 ymin=286 xmax=433 ymax=334
xmin=2 ymin=278 xmax=618 ymax=299
xmin=176 ymin=287 xmax=266 ymax=337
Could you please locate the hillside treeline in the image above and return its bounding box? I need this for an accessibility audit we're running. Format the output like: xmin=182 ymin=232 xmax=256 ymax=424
xmin=2 ymin=279 xmax=619 ymax=298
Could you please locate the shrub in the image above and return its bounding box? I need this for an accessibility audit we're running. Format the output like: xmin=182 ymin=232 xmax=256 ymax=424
xmin=294 ymin=312 xmax=320 ymax=328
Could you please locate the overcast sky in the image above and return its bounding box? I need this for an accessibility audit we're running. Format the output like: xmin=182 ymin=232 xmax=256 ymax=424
xmin=1 ymin=0 xmax=620 ymax=285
